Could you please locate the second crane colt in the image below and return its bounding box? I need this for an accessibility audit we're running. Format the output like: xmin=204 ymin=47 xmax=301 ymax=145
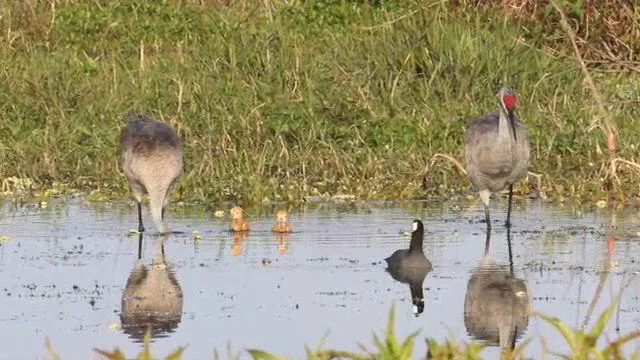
xmin=464 ymin=87 xmax=530 ymax=230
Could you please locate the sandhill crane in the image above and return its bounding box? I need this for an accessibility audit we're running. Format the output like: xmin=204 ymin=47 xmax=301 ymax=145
xmin=464 ymin=87 xmax=530 ymax=230
xmin=120 ymin=113 xmax=183 ymax=234
xmin=464 ymin=229 xmax=529 ymax=352
xmin=385 ymin=220 xmax=433 ymax=316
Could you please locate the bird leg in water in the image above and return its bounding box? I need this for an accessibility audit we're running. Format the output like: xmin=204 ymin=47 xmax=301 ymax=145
xmin=507 ymin=225 xmax=514 ymax=275
xmin=479 ymin=189 xmax=492 ymax=230
xmin=484 ymin=206 xmax=492 ymax=230
xmin=137 ymin=202 xmax=145 ymax=233
xmin=484 ymin=230 xmax=491 ymax=254
xmin=137 ymin=232 xmax=143 ymax=260
xmin=506 ymin=184 xmax=513 ymax=228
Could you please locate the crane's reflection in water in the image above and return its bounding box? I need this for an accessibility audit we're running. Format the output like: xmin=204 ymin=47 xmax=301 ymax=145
xmin=464 ymin=228 xmax=529 ymax=352
xmin=120 ymin=233 xmax=184 ymax=341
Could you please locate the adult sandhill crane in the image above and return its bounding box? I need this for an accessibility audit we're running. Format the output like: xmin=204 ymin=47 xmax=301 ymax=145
xmin=464 ymin=87 xmax=529 ymax=230
xmin=385 ymin=220 xmax=433 ymax=316
xmin=464 ymin=229 xmax=529 ymax=352
xmin=120 ymin=113 xmax=183 ymax=234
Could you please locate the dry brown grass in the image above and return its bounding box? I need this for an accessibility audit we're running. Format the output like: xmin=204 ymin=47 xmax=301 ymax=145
xmin=455 ymin=0 xmax=640 ymax=69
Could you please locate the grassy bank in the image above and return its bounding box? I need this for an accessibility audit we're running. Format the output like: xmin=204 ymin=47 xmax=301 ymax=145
xmin=1 ymin=1 xmax=639 ymax=205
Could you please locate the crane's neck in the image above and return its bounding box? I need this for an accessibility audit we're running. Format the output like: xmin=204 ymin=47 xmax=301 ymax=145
xmin=152 ymin=237 xmax=167 ymax=265
xmin=498 ymin=108 xmax=517 ymax=143
xmin=498 ymin=319 xmax=514 ymax=352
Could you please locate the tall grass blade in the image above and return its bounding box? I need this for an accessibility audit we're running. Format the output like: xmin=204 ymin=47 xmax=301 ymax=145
xmin=535 ymin=311 xmax=578 ymax=353
xmin=587 ymin=297 xmax=619 ymax=342
xmin=246 ymin=349 xmax=289 ymax=360
xmin=44 ymin=337 xmax=62 ymax=360
xmin=164 ymin=346 xmax=186 ymax=360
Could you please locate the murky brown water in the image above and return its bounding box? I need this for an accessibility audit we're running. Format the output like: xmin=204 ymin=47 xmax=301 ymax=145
xmin=0 ymin=198 xmax=638 ymax=359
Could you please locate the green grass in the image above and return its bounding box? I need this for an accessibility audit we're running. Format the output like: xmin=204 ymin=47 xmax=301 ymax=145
xmin=1 ymin=0 xmax=639 ymax=206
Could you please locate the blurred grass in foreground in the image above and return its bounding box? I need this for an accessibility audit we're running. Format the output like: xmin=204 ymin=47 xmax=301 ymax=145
xmin=43 ymin=302 xmax=639 ymax=359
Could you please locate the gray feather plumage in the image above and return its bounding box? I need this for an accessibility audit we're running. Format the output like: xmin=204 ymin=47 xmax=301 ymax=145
xmin=119 ymin=113 xmax=183 ymax=234
xmin=464 ymin=112 xmax=530 ymax=192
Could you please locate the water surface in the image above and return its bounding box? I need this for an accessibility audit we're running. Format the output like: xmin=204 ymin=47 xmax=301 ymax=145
xmin=0 ymin=198 xmax=638 ymax=359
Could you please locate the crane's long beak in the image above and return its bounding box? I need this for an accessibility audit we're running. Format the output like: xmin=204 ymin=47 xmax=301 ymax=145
xmin=499 ymin=91 xmax=518 ymax=142
xmin=508 ymin=112 xmax=517 ymax=142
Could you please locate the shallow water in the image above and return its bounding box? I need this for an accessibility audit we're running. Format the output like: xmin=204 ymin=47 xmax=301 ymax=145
xmin=0 ymin=198 xmax=639 ymax=359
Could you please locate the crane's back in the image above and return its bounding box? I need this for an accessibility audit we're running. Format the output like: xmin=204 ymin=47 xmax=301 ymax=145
xmin=120 ymin=114 xmax=181 ymax=157
xmin=464 ymin=113 xmax=529 ymax=192
xmin=120 ymin=114 xmax=183 ymax=188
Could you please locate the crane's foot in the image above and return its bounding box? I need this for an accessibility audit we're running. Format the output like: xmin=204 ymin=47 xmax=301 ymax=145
xmin=138 ymin=224 xmax=145 ymax=233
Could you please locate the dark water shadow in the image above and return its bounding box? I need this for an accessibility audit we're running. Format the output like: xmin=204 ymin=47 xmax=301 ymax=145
xmin=148 ymin=230 xmax=185 ymax=236
xmin=120 ymin=233 xmax=184 ymax=342
xmin=463 ymin=228 xmax=530 ymax=351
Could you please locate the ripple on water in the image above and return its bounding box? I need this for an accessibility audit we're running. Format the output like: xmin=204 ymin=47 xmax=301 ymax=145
xmin=0 ymin=199 xmax=637 ymax=358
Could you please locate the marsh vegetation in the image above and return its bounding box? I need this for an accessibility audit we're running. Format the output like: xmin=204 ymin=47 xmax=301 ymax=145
xmin=0 ymin=0 xmax=639 ymax=205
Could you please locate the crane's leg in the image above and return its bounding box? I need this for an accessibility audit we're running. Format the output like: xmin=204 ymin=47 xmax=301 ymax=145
xmin=137 ymin=201 xmax=145 ymax=233
xmin=484 ymin=206 xmax=491 ymax=230
xmin=507 ymin=225 xmax=514 ymax=275
xmin=484 ymin=229 xmax=491 ymax=255
xmin=506 ymin=184 xmax=513 ymax=228
xmin=130 ymin=182 xmax=146 ymax=233
xmin=137 ymin=232 xmax=143 ymax=260
xmin=479 ymin=189 xmax=492 ymax=230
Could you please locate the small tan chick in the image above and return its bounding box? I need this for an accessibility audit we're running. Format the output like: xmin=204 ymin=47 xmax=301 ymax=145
xmin=271 ymin=210 xmax=292 ymax=233
xmin=230 ymin=206 xmax=249 ymax=232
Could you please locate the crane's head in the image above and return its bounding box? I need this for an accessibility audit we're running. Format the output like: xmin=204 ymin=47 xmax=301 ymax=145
xmin=498 ymin=86 xmax=517 ymax=114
